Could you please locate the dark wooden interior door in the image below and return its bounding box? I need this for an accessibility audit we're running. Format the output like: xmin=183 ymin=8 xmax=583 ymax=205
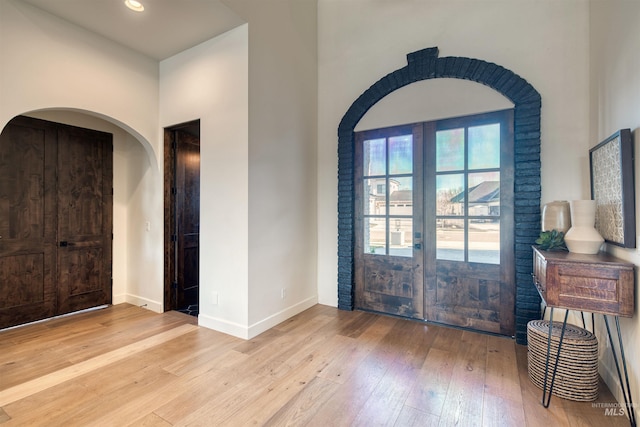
xmin=174 ymin=129 xmax=200 ymax=312
xmin=354 ymin=124 xmax=424 ymax=319
xmin=56 ymin=125 xmax=113 ymax=314
xmin=0 ymin=116 xmax=112 ymax=329
xmin=0 ymin=117 xmax=57 ymax=327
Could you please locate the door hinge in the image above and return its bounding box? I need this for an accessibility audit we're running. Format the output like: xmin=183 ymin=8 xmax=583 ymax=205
xmin=171 ymin=187 xmax=177 ymax=195
xmin=171 ymin=234 xmax=177 ymax=242
xmin=171 ymin=281 xmax=178 ymax=289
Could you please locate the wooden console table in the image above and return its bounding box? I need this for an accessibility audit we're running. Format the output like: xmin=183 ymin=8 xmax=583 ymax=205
xmin=532 ymin=247 xmax=636 ymax=426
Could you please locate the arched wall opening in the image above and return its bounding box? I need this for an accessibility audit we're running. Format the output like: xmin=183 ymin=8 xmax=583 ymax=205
xmin=1 ymin=108 xmax=165 ymax=314
xmin=337 ymin=47 xmax=542 ymax=344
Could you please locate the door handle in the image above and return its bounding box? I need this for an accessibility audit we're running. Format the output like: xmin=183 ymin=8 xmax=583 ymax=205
xmin=59 ymin=241 xmax=75 ymax=247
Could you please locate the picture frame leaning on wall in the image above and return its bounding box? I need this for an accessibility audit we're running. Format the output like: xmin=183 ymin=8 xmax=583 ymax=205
xmin=589 ymin=128 xmax=635 ymax=248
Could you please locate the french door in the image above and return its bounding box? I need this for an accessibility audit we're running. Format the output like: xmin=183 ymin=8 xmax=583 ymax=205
xmin=355 ymin=110 xmax=515 ymax=335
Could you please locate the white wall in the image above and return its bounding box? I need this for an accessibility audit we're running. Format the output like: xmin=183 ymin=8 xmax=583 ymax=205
xmin=0 ymin=0 xmax=163 ymax=311
xmin=355 ymin=78 xmax=514 ymax=132
xmin=161 ymin=0 xmax=318 ymax=338
xmin=160 ymin=25 xmax=251 ymax=337
xmin=222 ymin=0 xmax=319 ymax=336
xmin=317 ymin=0 xmax=590 ymax=306
xmin=590 ymin=0 xmax=640 ymax=415
xmin=247 ymin=0 xmax=318 ymax=332
xmin=161 ymin=0 xmax=318 ymax=339
xmin=0 ymin=1 xmax=159 ymax=151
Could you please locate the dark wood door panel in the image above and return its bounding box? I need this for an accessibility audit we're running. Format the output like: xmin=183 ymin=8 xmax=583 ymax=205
xmin=0 ymin=253 xmax=46 ymax=308
xmin=57 ymin=126 xmax=110 ymax=238
xmin=175 ymin=129 xmax=200 ymax=311
xmin=0 ymin=117 xmax=57 ymax=240
xmin=179 ymin=239 xmax=199 ymax=309
xmin=57 ymin=124 xmax=113 ymax=314
xmin=357 ymin=255 xmax=421 ymax=318
xmin=363 ymin=256 xmax=414 ymax=298
xmin=427 ymin=260 xmax=504 ymax=334
xmin=0 ymin=251 xmax=56 ymax=327
xmin=0 ymin=117 xmax=57 ymax=328
xmin=57 ymin=246 xmax=108 ymax=313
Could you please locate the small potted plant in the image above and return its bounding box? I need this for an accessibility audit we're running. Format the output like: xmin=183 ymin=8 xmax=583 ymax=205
xmin=535 ymin=229 xmax=567 ymax=251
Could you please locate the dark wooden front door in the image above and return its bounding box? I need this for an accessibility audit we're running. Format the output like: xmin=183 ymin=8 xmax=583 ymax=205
xmin=354 ymin=124 xmax=424 ymax=319
xmin=0 ymin=116 xmax=113 ymax=329
xmin=424 ymin=111 xmax=515 ymax=335
xmin=355 ymin=110 xmax=515 ymax=336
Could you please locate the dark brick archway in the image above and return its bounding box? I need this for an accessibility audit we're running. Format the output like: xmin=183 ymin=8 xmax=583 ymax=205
xmin=337 ymin=47 xmax=541 ymax=344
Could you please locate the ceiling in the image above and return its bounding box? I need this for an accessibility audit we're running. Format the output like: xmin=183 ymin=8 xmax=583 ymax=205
xmin=19 ymin=0 xmax=246 ymax=60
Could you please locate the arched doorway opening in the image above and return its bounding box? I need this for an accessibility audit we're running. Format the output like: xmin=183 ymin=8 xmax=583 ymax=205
xmin=338 ymin=47 xmax=541 ymax=344
xmin=0 ymin=109 xmax=161 ymax=328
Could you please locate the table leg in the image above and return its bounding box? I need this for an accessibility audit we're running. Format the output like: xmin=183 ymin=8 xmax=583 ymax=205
xmin=541 ymin=308 xmax=569 ymax=408
xmin=604 ymin=315 xmax=636 ymax=427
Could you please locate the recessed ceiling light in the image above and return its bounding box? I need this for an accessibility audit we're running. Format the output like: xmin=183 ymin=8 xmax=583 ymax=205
xmin=124 ymin=0 xmax=144 ymax=12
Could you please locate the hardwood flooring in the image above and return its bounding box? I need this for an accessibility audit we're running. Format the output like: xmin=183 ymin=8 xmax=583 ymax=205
xmin=0 ymin=304 xmax=630 ymax=426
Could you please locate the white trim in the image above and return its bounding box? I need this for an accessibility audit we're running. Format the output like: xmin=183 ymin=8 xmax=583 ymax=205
xmin=118 ymin=294 xmax=163 ymax=313
xmin=247 ymin=297 xmax=318 ymax=339
xmin=198 ymin=314 xmax=250 ymax=339
xmin=198 ymin=296 xmax=319 ymax=340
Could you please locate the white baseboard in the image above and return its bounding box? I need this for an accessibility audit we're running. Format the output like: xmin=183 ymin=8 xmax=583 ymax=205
xmin=198 ymin=314 xmax=251 ymax=339
xmin=247 ymin=296 xmax=318 ymax=339
xmin=599 ymin=359 xmax=623 ymax=405
xmin=113 ymin=294 xmax=163 ymax=313
xmin=198 ymin=296 xmax=318 ymax=340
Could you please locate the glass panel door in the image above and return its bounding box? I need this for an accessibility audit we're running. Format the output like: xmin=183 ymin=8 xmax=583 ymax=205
xmin=426 ymin=110 xmax=514 ymax=335
xmin=354 ymin=124 xmax=424 ymax=319
xmin=354 ymin=109 xmax=514 ymax=336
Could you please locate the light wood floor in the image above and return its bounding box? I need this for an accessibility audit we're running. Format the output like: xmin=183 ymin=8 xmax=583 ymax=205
xmin=0 ymin=304 xmax=630 ymax=427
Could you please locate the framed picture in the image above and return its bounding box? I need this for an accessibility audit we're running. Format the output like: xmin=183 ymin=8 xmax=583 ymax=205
xmin=589 ymin=128 xmax=635 ymax=248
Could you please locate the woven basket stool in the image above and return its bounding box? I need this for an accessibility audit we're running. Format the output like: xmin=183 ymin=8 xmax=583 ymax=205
xmin=527 ymin=319 xmax=599 ymax=401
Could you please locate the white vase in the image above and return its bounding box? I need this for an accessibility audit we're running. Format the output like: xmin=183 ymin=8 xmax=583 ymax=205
xmin=564 ymin=200 xmax=604 ymax=254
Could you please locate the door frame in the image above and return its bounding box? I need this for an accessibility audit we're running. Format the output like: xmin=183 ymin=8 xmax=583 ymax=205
xmin=337 ymin=46 xmax=542 ymax=344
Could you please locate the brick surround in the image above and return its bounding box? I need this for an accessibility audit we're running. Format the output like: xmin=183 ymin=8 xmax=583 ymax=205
xmin=337 ymin=47 xmax=541 ymax=344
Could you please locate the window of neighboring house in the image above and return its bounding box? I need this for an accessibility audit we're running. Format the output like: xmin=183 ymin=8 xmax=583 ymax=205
xmin=435 ymin=119 xmax=503 ymax=264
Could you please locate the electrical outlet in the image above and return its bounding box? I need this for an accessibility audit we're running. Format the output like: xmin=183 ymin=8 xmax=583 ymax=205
xmin=281 ymin=288 xmax=286 ymax=299
xmin=212 ymin=291 xmax=219 ymax=305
